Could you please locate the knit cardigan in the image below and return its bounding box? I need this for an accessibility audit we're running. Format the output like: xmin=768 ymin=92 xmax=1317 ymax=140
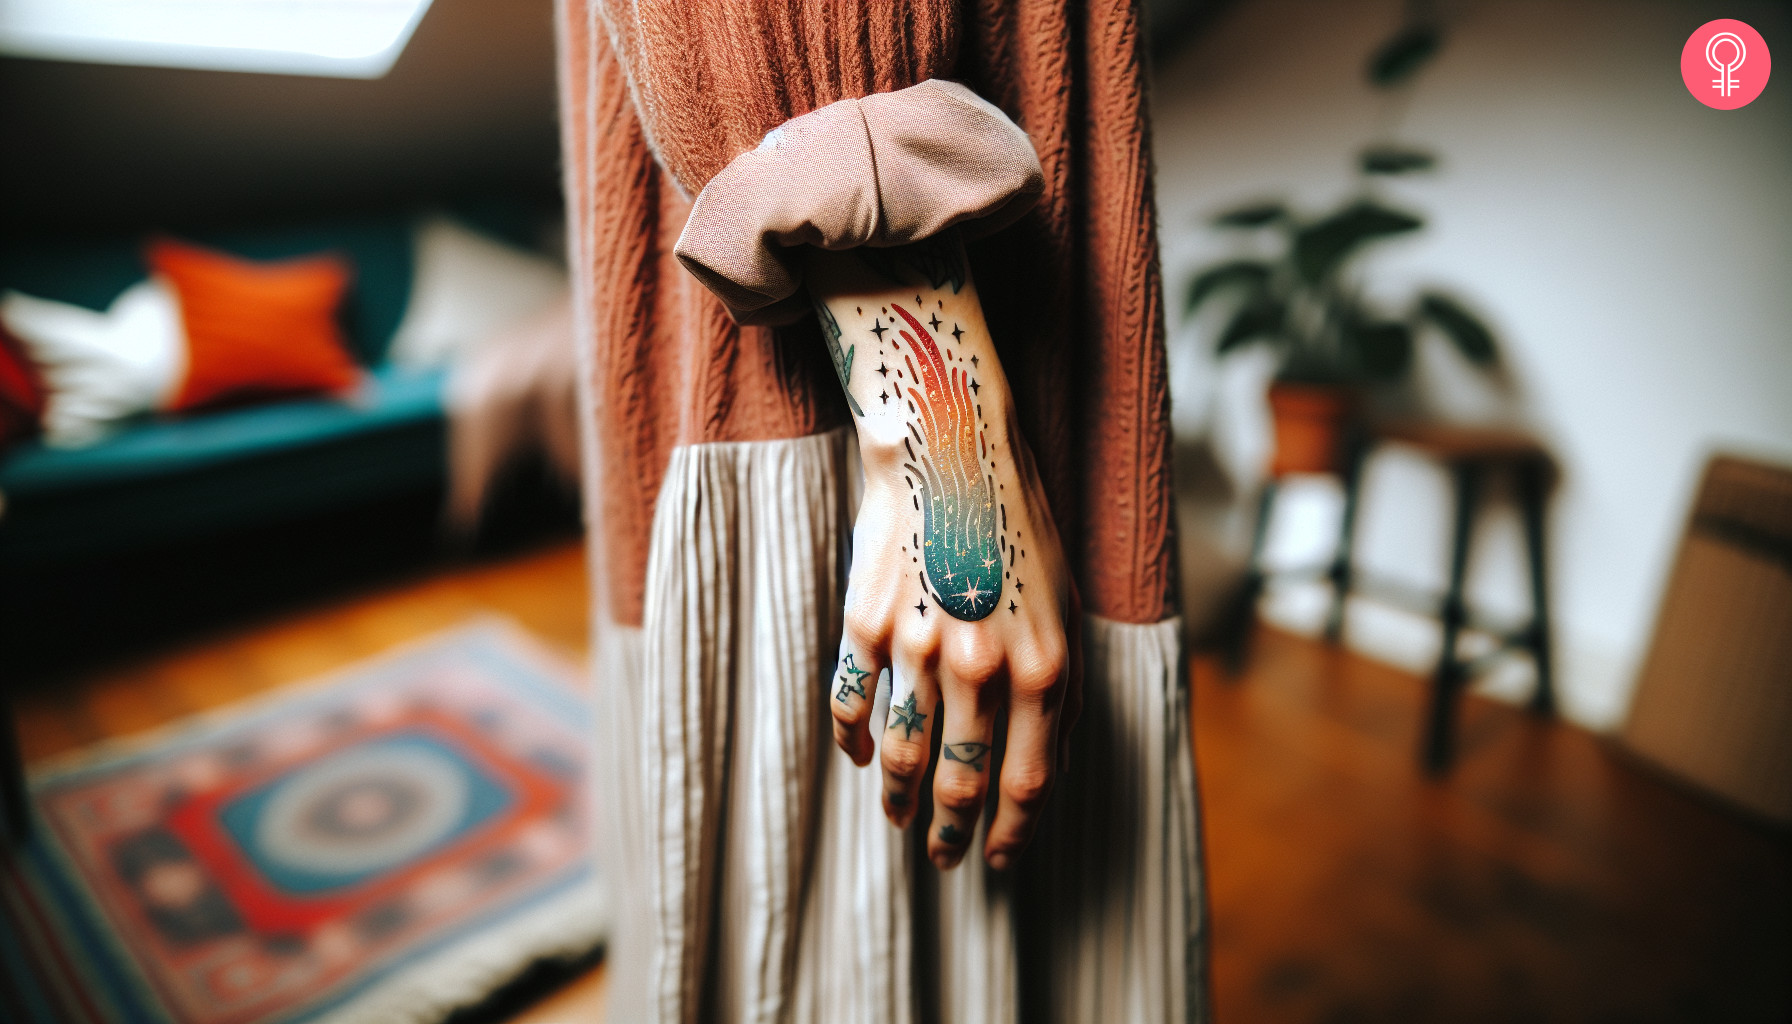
xmin=565 ymin=0 xmax=1177 ymax=630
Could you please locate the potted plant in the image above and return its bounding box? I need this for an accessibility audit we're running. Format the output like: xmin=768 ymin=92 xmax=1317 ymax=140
xmin=1183 ymin=21 xmax=1500 ymax=476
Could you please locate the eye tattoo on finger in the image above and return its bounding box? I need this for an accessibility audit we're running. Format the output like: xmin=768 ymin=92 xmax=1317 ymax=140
xmin=941 ymin=741 xmax=991 ymax=772
xmin=938 ymin=823 xmax=969 ymax=845
xmin=834 ymin=654 xmax=871 ymax=704
xmin=887 ymin=692 xmax=927 ymax=739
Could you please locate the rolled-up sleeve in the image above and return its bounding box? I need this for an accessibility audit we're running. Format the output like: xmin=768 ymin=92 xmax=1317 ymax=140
xmin=673 ymin=79 xmax=1045 ymax=325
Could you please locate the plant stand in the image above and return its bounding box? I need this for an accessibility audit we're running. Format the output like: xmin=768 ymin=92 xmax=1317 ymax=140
xmin=1237 ymin=420 xmax=1557 ymax=774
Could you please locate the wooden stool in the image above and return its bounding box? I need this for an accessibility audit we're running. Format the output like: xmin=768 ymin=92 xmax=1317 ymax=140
xmin=1242 ymin=420 xmax=1557 ymax=774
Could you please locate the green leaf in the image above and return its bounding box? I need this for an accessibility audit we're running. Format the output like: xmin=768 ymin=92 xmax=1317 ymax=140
xmin=1416 ymin=292 xmax=1498 ymax=365
xmin=1351 ymin=321 xmax=1414 ymax=379
xmin=1183 ymin=261 xmax=1273 ymax=317
xmin=1212 ymin=202 xmax=1289 ymax=228
xmin=1292 ymin=201 xmax=1424 ymax=285
xmin=1361 ymin=146 xmax=1437 ymax=175
xmin=1215 ymin=297 xmax=1286 ymax=354
xmin=1368 ymin=24 xmax=1443 ymax=88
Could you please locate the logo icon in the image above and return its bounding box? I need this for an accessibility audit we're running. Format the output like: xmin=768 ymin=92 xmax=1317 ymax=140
xmin=1682 ymin=19 xmax=1770 ymax=109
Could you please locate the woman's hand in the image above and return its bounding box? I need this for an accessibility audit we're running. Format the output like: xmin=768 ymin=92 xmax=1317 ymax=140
xmin=805 ymin=235 xmax=1082 ymax=872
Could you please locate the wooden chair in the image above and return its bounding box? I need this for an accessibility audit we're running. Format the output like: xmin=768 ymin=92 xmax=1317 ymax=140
xmin=1240 ymin=419 xmax=1557 ymax=773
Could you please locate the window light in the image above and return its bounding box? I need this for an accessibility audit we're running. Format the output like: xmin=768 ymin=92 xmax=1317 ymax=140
xmin=0 ymin=0 xmax=435 ymax=78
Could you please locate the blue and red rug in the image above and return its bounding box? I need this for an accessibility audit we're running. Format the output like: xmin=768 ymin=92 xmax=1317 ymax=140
xmin=0 ymin=620 xmax=605 ymax=1024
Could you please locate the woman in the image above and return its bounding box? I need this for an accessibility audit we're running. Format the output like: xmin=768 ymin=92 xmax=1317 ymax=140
xmin=559 ymin=2 xmax=1206 ymax=1020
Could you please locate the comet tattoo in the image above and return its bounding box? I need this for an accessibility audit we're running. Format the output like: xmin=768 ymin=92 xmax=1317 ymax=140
xmin=891 ymin=302 xmax=1002 ymax=621
xmin=815 ymin=236 xmax=1032 ymax=624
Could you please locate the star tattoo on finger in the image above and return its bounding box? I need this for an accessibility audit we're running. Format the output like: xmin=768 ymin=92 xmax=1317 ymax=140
xmin=834 ymin=653 xmax=872 ymax=703
xmin=887 ymin=692 xmax=927 ymax=739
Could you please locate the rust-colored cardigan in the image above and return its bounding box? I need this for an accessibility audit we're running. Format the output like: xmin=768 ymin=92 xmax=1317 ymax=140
xmin=563 ymin=0 xmax=1176 ymax=628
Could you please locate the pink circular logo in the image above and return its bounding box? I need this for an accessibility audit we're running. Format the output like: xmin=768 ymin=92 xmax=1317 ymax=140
xmin=1682 ymin=19 xmax=1771 ymax=109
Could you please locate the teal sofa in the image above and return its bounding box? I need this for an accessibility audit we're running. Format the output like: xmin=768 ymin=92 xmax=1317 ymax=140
xmin=0 ymin=213 xmax=450 ymax=564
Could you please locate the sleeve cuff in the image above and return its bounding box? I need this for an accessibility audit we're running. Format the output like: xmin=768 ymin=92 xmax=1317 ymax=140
xmin=673 ymin=79 xmax=1045 ymax=326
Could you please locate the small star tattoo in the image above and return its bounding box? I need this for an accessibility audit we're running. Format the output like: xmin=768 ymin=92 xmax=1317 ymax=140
xmin=954 ymin=325 xmax=966 ymax=342
xmin=1015 ymin=581 xmax=1024 ymax=592
xmin=928 ymin=313 xmax=942 ymax=330
xmin=1009 ymin=600 xmax=1018 ymax=614
xmin=970 ymin=379 xmax=981 ymax=395
xmin=888 ymin=692 xmax=927 ymax=739
xmin=871 ymin=321 xmax=887 ymax=340
xmin=915 ymin=600 xmax=928 ymax=616
xmin=877 ymin=362 xmax=888 ymax=376
xmin=915 ymin=294 xmax=923 ymax=305
xmin=880 ymin=391 xmax=890 ymax=403
xmin=834 ymin=653 xmax=871 ymax=704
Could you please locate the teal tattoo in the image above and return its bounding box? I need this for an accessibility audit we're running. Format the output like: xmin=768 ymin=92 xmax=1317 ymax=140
xmin=887 ymin=692 xmax=927 ymax=739
xmin=938 ymin=822 xmax=969 ymax=845
xmin=813 ymin=298 xmax=864 ymax=416
xmin=941 ymin=742 xmax=990 ymax=772
xmin=834 ymin=653 xmax=871 ymax=703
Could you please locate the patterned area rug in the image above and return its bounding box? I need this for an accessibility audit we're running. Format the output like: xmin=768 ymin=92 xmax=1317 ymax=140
xmin=0 ymin=620 xmax=604 ymax=1024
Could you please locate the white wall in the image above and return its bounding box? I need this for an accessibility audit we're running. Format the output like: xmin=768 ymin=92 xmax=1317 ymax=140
xmin=1155 ymin=0 xmax=1792 ymax=729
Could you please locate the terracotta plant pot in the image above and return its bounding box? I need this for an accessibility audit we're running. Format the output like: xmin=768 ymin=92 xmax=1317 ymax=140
xmin=1267 ymin=382 xmax=1356 ymax=476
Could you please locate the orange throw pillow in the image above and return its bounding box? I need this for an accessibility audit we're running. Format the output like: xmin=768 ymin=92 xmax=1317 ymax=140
xmin=147 ymin=238 xmax=359 ymax=411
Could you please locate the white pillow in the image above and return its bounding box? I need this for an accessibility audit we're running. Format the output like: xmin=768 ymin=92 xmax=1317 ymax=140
xmin=0 ymin=280 xmax=186 ymax=447
xmin=387 ymin=215 xmax=569 ymax=370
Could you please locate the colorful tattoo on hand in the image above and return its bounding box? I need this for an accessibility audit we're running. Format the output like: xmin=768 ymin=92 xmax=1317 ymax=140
xmin=834 ymin=653 xmax=871 ymax=704
xmin=941 ymin=741 xmax=991 ymax=772
xmin=815 ymin=236 xmax=1034 ymax=622
xmin=937 ymin=822 xmax=969 ymax=845
xmin=893 ymin=300 xmax=1002 ymax=621
xmin=887 ymin=692 xmax=927 ymax=739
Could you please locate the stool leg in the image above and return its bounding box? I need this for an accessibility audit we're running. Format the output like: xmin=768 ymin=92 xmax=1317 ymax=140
xmin=1325 ymin=440 xmax=1367 ymax=643
xmin=0 ymin=698 xmax=27 ymax=846
xmin=1519 ymin=461 xmax=1557 ymax=717
xmin=1225 ymin=480 xmax=1278 ymax=677
xmin=1423 ymin=462 xmax=1480 ymax=775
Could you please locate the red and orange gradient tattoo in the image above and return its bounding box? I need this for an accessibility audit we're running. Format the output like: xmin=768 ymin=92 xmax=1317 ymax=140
xmin=891 ymin=303 xmax=1003 ymax=621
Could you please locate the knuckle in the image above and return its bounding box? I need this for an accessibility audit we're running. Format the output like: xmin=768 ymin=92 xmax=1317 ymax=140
xmin=882 ymin=744 xmax=928 ymax=781
xmin=1001 ymin=766 xmax=1054 ymax=810
xmin=935 ymin=774 xmax=986 ymax=816
xmin=844 ymin=609 xmax=889 ymax=651
xmin=1011 ymin=643 xmax=1067 ymax=697
xmin=946 ymin=634 xmax=1004 ymax=685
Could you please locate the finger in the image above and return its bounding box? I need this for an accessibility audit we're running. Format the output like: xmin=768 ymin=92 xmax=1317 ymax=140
xmin=880 ymin=651 xmax=939 ymax=828
xmin=829 ymin=630 xmax=886 ymax=767
xmin=929 ymin=633 xmax=1002 ymax=871
xmin=984 ymin=638 xmax=1069 ymax=869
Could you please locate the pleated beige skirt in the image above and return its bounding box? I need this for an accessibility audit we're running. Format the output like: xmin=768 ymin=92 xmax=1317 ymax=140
xmin=585 ymin=428 xmax=1209 ymax=1023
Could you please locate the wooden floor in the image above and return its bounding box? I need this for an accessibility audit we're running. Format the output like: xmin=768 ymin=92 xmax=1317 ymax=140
xmin=1198 ymin=629 xmax=1792 ymax=1023
xmin=13 ymin=540 xmax=1790 ymax=1022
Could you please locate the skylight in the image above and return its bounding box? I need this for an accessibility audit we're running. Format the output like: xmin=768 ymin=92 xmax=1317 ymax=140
xmin=0 ymin=0 xmax=435 ymax=78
